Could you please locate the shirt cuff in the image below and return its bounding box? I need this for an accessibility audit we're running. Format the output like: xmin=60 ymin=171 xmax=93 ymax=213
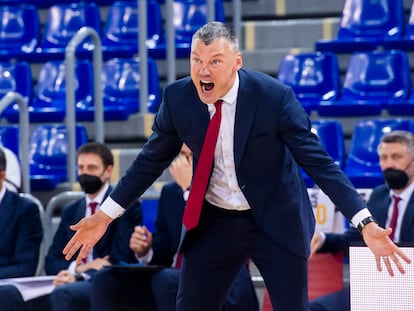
xmin=350 ymin=208 xmax=372 ymax=228
xmin=136 ymin=248 xmax=154 ymax=265
xmin=68 ymin=261 xmax=77 ymax=275
xmin=100 ymin=196 xmax=126 ymax=219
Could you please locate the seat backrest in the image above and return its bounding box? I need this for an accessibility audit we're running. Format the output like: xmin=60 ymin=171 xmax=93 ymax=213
xmin=346 ymin=119 xmax=414 ymax=172
xmin=173 ymin=0 xmax=225 ymax=43
xmin=0 ymin=125 xmax=19 ymax=157
xmin=338 ymin=0 xmax=404 ymax=39
xmin=29 ymin=124 xmax=88 ymax=174
xmin=0 ymin=61 xmax=32 ymax=110
xmin=0 ymin=5 xmax=39 ymax=55
xmin=311 ymin=120 xmax=345 ymax=168
xmin=33 ymin=60 xmax=93 ymax=109
xmin=40 ymin=2 xmax=101 ymax=50
xmin=341 ymin=50 xmax=411 ymax=101
xmin=102 ymin=57 xmax=161 ymax=113
xmin=102 ymin=0 xmax=164 ymax=50
xmin=277 ymin=52 xmax=340 ymax=102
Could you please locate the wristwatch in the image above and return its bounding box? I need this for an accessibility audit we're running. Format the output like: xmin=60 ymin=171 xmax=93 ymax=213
xmin=357 ymin=216 xmax=377 ymax=232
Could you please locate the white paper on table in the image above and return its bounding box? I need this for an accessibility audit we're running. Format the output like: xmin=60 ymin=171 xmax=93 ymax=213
xmin=0 ymin=275 xmax=55 ymax=301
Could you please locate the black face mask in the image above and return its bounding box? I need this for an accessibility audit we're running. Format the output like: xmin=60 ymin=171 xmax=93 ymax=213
xmin=78 ymin=174 xmax=103 ymax=194
xmin=383 ymin=168 xmax=409 ymax=190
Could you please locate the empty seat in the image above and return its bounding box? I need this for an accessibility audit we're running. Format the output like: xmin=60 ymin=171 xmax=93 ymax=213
xmin=29 ymin=124 xmax=88 ymax=191
xmin=36 ymin=2 xmax=101 ymax=60
xmin=76 ymin=57 xmax=161 ymax=121
xmin=5 ymin=60 xmax=94 ymax=123
xmin=315 ymin=0 xmax=405 ymax=53
xmin=173 ymin=0 xmax=226 ymax=57
xmin=302 ymin=120 xmax=345 ymax=188
xmin=0 ymin=125 xmax=19 ymax=157
xmin=0 ymin=61 xmax=33 ymax=121
xmin=344 ymin=119 xmax=414 ymax=188
xmin=0 ymin=5 xmax=40 ymax=61
xmin=277 ymin=52 xmax=340 ymax=115
xmin=383 ymin=1 xmax=414 ymax=51
xmin=317 ymin=50 xmax=411 ymax=117
xmin=102 ymin=0 xmax=165 ymax=59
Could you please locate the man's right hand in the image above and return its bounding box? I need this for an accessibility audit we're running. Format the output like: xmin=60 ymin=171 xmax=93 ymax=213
xmin=130 ymin=226 xmax=153 ymax=256
xmin=310 ymin=231 xmax=323 ymax=256
xmin=63 ymin=210 xmax=113 ymax=264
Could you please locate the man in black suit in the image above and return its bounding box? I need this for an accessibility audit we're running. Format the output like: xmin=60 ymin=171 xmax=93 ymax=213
xmin=64 ymin=22 xmax=410 ymax=311
xmin=310 ymin=130 xmax=414 ymax=311
xmin=90 ymin=144 xmax=259 ymax=311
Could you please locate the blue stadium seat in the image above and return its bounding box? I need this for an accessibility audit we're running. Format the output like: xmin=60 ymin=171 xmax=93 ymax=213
xmin=277 ymin=52 xmax=340 ymax=115
xmin=344 ymin=119 xmax=414 ymax=188
xmin=0 ymin=5 xmax=39 ymax=61
xmin=29 ymin=124 xmax=88 ymax=191
xmin=315 ymin=0 xmax=405 ymax=53
xmin=173 ymin=0 xmax=226 ymax=57
xmin=317 ymin=50 xmax=410 ymax=117
xmin=4 ymin=60 xmax=94 ymax=123
xmin=301 ymin=120 xmax=345 ymax=188
xmin=383 ymin=1 xmax=414 ymax=51
xmin=76 ymin=57 xmax=161 ymax=121
xmin=0 ymin=125 xmax=19 ymax=158
xmin=36 ymin=2 xmax=101 ymax=60
xmin=101 ymin=0 xmax=165 ymax=59
xmin=0 ymin=61 xmax=33 ymax=121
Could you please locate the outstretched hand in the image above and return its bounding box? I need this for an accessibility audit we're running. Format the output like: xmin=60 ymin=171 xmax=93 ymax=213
xmin=63 ymin=210 xmax=113 ymax=264
xmin=362 ymin=222 xmax=411 ymax=276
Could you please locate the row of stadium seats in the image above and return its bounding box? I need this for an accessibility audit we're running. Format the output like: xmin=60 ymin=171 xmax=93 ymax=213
xmin=316 ymin=0 xmax=414 ymax=53
xmin=0 ymin=57 xmax=161 ymax=122
xmin=0 ymin=0 xmax=225 ymax=62
xmin=277 ymin=49 xmax=414 ymax=116
xmin=2 ymin=118 xmax=411 ymax=192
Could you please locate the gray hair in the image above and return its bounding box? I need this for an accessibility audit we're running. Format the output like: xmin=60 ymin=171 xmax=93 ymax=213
xmin=378 ymin=130 xmax=414 ymax=156
xmin=192 ymin=21 xmax=239 ymax=52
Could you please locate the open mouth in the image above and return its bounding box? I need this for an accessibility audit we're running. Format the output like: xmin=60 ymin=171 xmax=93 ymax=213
xmin=200 ymin=80 xmax=214 ymax=92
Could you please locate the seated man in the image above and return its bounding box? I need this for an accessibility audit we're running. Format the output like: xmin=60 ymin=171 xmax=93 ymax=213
xmin=91 ymin=144 xmax=259 ymax=311
xmin=310 ymin=130 xmax=414 ymax=311
xmin=0 ymin=142 xmax=142 ymax=311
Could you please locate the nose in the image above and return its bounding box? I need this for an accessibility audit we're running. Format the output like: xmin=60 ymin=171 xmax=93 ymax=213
xmin=199 ymin=66 xmax=210 ymax=75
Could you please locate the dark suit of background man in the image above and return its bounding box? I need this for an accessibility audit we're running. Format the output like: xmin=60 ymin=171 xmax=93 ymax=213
xmin=64 ymin=22 xmax=410 ymax=311
xmin=310 ymin=130 xmax=414 ymax=311
xmin=90 ymin=144 xmax=259 ymax=311
xmin=0 ymin=147 xmax=43 ymax=279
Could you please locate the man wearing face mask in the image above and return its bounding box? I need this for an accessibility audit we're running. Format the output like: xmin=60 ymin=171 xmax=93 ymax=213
xmin=309 ymin=130 xmax=414 ymax=311
xmin=42 ymin=142 xmax=143 ymax=311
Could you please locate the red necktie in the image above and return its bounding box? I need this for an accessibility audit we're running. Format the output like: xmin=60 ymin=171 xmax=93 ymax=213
xmin=389 ymin=195 xmax=401 ymax=241
xmin=182 ymin=100 xmax=223 ymax=230
xmin=89 ymin=202 xmax=98 ymax=215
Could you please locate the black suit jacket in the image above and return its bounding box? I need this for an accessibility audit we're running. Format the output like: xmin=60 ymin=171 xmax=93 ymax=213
xmin=0 ymin=190 xmax=43 ymax=278
xmin=45 ymin=186 xmax=142 ymax=275
xmin=320 ymin=184 xmax=414 ymax=256
xmin=110 ymin=69 xmax=367 ymax=258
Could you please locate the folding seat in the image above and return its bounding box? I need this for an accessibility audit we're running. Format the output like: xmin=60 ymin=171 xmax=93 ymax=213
xmin=383 ymin=1 xmax=414 ymax=51
xmin=277 ymin=52 xmax=340 ymax=115
xmin=36 ymin=2 xmax=101 ymax=61
xmin=13 ymin=60 xmax=93 ymax=123
xmin=0 ymin=5 xmax=40 ymax=61
xmin=173 ymin=0 xmax=226 ymax=57
xmin=301 ymin=120 xmax=345 ymax=188
xmin=0 ymin=61 xmax=33 ymax=122
xmin=29 ymin=124 xmax=88 ymax=191
xmin=76 ymin=57 xmax=161 ymax=121
xmin=315 ymin=0 xmax=405 ymax=53
xmin=0 ymin=125 xmax=19 ymax=158
xmin=101 ymin=0 xmax=165 ymax=59
xmin=317 ymin=50 xmax=411 ymax=117
xmin=344 ymin=119 xmax=414 ymax=188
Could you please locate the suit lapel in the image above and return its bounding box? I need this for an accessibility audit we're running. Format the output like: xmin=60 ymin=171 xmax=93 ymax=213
xmin=234 ymin=71 xmax=256 ymax=168
xmin=190 ymin=96 xmax=210 ymax=158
